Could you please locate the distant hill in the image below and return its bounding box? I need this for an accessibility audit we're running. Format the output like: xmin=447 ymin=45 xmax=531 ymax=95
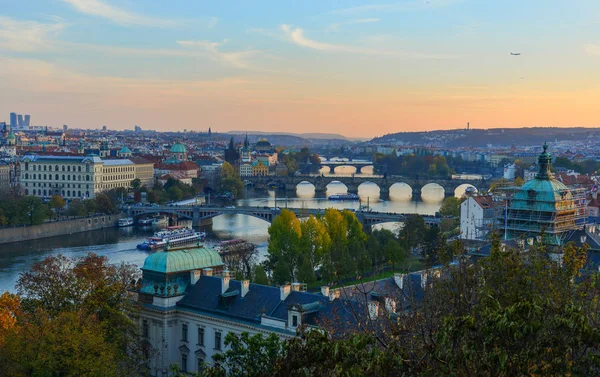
xmin=371 ymin=127 xmax=600 ymax=148
xmin=226 ymin=131 xmax=359 ymax=141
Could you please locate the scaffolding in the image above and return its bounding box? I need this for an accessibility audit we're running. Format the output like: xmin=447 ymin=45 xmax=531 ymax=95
xmin=494 ymin=186 xmax=587 ymax=246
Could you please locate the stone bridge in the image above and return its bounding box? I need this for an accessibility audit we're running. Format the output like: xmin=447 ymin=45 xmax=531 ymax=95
xmin=317 ymin=161 xmax=374 ymax=174
xmin=127 ymin=205 xmax=441 ymax=229
xmin=244 ymin=175 xmax=489 ymax=196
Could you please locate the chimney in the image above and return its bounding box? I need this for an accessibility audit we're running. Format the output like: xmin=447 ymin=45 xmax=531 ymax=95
xmin=329 ymin=289 xmax=340 ymax=302
xmin=190 ymin=270 xmax=201 ymax=285
xmin=368 ymin=300 xmax=379 ymax=320
xmin=203 ymin=268 xmax=213 ymax=276
xmin=221 ymin=270 xmax=230 ymax=294
xmin=291 ymin=282 xmax=301 ymax=291
xmin=241 ymin=280 xmax=250 ymax=298
xmin=280 ymin=284 xmax=291 ymax=301
xmin=393 ymin=273 xmax=404 ymax=289
xmin=421 ymin=271 xmax=428 ymax=288
xmin=320 ymin=286 xmax=330 ymax=297
xmin=581 ymin=235 xmax=587 ymax=244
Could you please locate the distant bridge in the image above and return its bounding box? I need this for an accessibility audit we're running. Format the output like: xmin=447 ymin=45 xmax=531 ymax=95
xmin=244 ymin=175 xmax=490 ymax=196
xmin=128 ymin=205 xmax=441 ymax=229
xmin=317 ymin=160 xmax=374 ymax=174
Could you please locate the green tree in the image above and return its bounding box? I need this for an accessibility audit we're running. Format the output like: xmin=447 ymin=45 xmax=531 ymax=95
xmin=21 ymin=196 xmax=48 ymax=225
xmin=66 ymin=199 xmax=87 ymax=217
xmin=267 ymin=210 xmax=301 ymax=284
xmin=399 ymin=214 xmax=425 ymax=250
xmin=298 ymin=215 xmax=331 ymax=275
xmin=130 ymin=178 xmax=141 ymax=191
xmin=220 ymin=162 xmax=244 ymax=199
xmin=94 ymin=193 xmax=117 ymax=214
xmin=211 ymin=332 xmax=284 ymax=377
xmin=252 ymin=265 xmax=269 ymax=285
xmin=439 ymin=197 xmax=461 ymax=217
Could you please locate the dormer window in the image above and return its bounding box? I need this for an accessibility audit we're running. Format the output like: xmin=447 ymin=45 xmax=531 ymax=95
xmin=292 ymin=315 xmax=298 ymax=327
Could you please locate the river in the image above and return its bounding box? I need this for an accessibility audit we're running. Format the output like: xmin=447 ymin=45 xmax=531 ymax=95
xmin=0 ymin=166 xmax=463 ymax=293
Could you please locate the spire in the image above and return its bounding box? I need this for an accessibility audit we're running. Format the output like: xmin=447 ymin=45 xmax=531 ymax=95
xmin=536 ymin=142 xmax=553 ymax=180
xmin=244 ymin=133 xmax=249 ymax=149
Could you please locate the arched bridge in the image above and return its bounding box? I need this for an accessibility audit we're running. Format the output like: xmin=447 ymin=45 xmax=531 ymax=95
xmin=317 ymin=161 xmax=374 ymax=174
xmin=244 ymin=175 xmax=489 ymax=196
xmin=128 ymin=205 xmax=441 ymax=229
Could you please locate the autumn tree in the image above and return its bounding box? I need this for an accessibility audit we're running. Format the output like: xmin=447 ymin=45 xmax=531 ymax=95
xmin=50 ymin=194 xmax=66 ymax=218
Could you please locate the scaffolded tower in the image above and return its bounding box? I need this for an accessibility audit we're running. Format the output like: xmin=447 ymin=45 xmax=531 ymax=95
xmin=500 ymin=143 xmax=586 ymax=246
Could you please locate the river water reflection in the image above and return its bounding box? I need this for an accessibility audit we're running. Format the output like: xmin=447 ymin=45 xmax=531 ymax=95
xmin=0 ymin=178 xmax=447 ymax=293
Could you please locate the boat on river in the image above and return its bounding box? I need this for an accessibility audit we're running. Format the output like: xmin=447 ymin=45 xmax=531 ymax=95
xmin=136 ymin=226 xmax=206 ymax=250
xmin=328 ymin=193 xmax=360 ymax=201
xmin=118 ymin=218 xmax=134 ymax=227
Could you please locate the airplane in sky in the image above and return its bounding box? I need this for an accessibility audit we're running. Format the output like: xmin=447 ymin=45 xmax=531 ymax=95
xmin=510 ymin=53 xmax=521 ymax=56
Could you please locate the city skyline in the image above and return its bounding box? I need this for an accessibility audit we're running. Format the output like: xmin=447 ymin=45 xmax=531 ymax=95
xmin=1 ymin=0 xmax=600 ymax=137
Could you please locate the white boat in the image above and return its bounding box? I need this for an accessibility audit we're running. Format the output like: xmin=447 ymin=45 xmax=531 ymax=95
xmin=118 ymin=217 xmax=134 ymax=227
xmin=137 ymin=218 xmax=154 ymax=226
xmin=137 ymin=226 xmax=206 ymax=250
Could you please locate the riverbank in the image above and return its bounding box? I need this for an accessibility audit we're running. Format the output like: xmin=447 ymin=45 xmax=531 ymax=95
xmin=0 ymin=214 xmax=124 ymax=245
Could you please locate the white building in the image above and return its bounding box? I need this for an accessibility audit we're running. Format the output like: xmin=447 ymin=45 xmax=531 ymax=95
xmin=503 ymin=163 xmax=517 ymax=180
xmin=20 ymin=155 xmax=154 ymax=200
xmin=134 ymin=244 xmax=423 ymax=376
xmin=460 ymin=195 xmax=496 ymax=241
xmin=239 ymin=162 xmax=252 ymax=177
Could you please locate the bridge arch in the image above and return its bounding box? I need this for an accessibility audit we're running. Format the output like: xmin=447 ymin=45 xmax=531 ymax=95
xmin=358 ymin=181 xmax=380 ymax=198
xmin=332 ymin=165 xmax=358 ymax=175
xmin=296 ymin=181 xmax=316 ymax=198
xmin=326 ymin=180 xmax=348 ymax=193
xmin=389 ymin=182 xmax=413 ymax=200
xmin=358 ymin=165 xmax=374 ymax=174
xmin=420 ymin=183 xmax=445 ymax=201
xmin=454 ymin=183 xmax=478 ymax=198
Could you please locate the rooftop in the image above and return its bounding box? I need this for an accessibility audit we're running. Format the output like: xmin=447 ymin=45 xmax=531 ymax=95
xmin=142 ymin=245 xmax=223 ymax=274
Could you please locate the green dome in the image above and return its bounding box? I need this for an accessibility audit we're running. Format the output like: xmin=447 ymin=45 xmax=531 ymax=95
xmin=142 ymin=246 xmax=223 ymax=274
xmin=511 ymin=178 xmax=571 ymax=212
xmin=170 ymin=142 xmax=187 ymax=154
xmin=119 ymin=146 xmax=131 ymax=154
xmin=7 ymin=132 xmax=15 ymax=140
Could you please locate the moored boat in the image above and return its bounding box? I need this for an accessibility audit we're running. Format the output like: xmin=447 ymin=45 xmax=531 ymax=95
xmin=137 ymin=226 xmax=206 ymax=250
xmin=118 ymin=217 xmax=134 ymax=227
xmin=328 ymin=193 xmax=360 ymax=201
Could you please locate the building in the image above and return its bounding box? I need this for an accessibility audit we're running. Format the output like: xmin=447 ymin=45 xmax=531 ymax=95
xmin=524 ymin=165 xmax=537 ymax=181
xmin=24 ymin=114 xmax=31 ymax=128
xmin=502 ymin=144 xmax=586 ymax=246
xmin=460 ymin=195 xmax=496 ymax=241
xmin=251 ymin=160 xmax=269 ymax=176
xmin=503 ymin=163 xmax=516 ymax=180
xmin=134 ymin=243 xmax=420 ymax=376
xmin=0 ymin=161 xmax=10 ymax=193
xmin=10 ymin=113 xmax=16 ymax=129
xmin=239 ymin=162 xmax=252 ymax=177
xmin=169 ymin=142 xmax=188 ymax=163
xmin=131 ymin=157 xmax=155 ymax=188
xmin=20 ymin=155 xmax=155 ymax=200
xmin=118 ymin=146 xmax=132 ymax=158
xmin=240 ymin=135 xmax=251 ymax=163
xmin=255 ymin=138 xmax=273 ymax=154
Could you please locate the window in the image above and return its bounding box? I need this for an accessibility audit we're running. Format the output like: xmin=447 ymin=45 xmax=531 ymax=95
xmin=62 ymin=166 xmax=65 ymax=171
xmin=197 ymin=357 xmax=204 ymax=372
xmin=55 ymin=174 xmax=58 ymax=180
xmin=181 ymin=354 xmax=187 ymax=373
xmin=292 ymin=315 xmax=298 ymax=327
xmin=25 ymin=162 xmax=28 ymax=171
xmin=182 ymin=323 xmax=188 ymax=342
xmin=78 ymin=166 xmax=81 ymax=172
xmin=55 ymin=165 xmax=59 ymax=171
xmin=142 ymin=320 xmax=149 ymax=338
xmin=197 ymin=327 xmax=204 ymax=346
xmin=214 ymin=331 xmax=221 ymax=350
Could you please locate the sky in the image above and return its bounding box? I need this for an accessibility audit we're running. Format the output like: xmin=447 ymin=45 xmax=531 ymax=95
xmin=1 ymin=0 xmax=600 ymax=138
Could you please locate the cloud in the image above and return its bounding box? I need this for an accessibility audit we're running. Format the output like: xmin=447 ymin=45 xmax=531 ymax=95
xmin=584 ymin=44 xmax=600 ymax=56
xmin=327 ymin=18 xmax=380 ymax=31
xmin=60 ymin=0 xmax=177 ymax=27
xmin=177 ymin=40 xmax=260 ymax=68
xmin=332 ymin=0 xmax=462 ymax=15
xmin=0 ymin=16 xmax=65 ymax=52
xmin=280 ymin=24 xmax=458 ymax=59
xmin=206 ymin=17 xmax=218 ymax=29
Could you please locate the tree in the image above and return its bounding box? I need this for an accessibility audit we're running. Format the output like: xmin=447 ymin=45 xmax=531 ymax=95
xmin=252 ymin=265 xmax=269 ymax=285
xmin=50 ymin=195 xmax=66 ymax=218
xmin=130 ymin=178 xmax=141 ymax=191
xmin=267 ymin=210 xmax=301 ymax=284
xmin=438 ymin=197 xmax=461 ymax=217
xmin=67 ymin=199 xmax=87 ymax=217
xmin=211 ymin=332 xmax=284 ymax=377
xmin=514 ymin=176 xmax=525 ymax=186
xmin=399 ymin=214 xmax=425 ymax=250
xmin=2 ymin=253 xmax=148 ymax=377
xmin=21 ymin=196 xmax=48 ymax=225
xmin=220 ymin=162 xmax=244 ymax=199
xmin=94 ymin=193 xmax=117 ymax=214
xmin=298 ymin=215 xmax=331 ymax=276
